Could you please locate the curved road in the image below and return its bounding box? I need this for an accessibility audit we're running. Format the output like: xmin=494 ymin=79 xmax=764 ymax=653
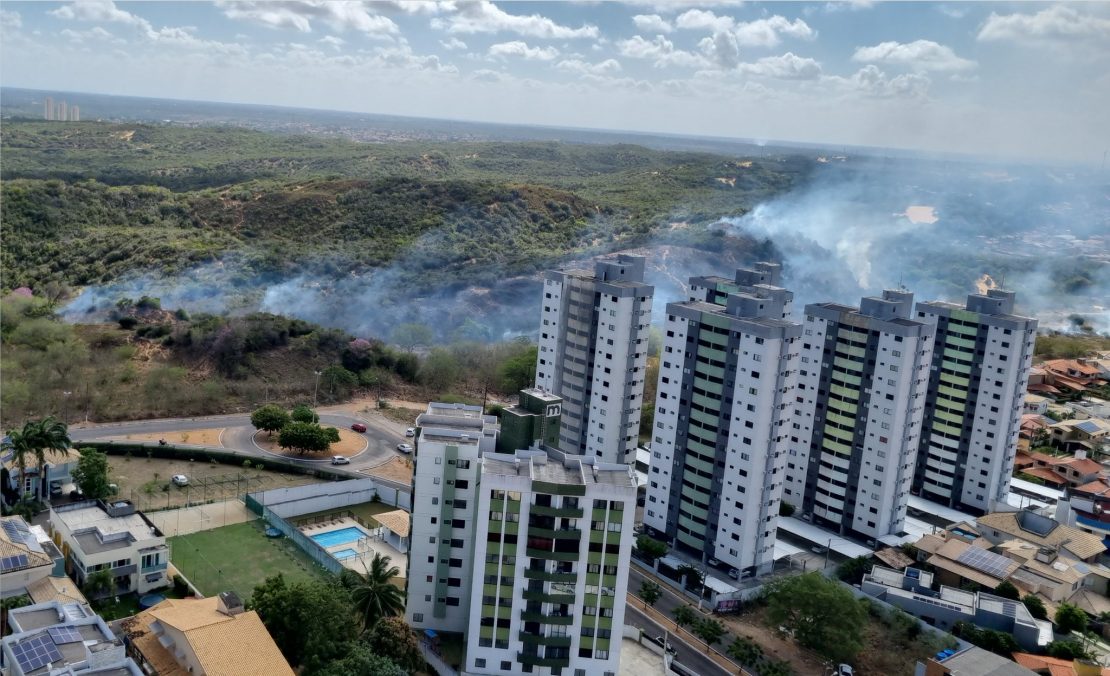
xmin=68 ymin=410 xmax=410 ymax=483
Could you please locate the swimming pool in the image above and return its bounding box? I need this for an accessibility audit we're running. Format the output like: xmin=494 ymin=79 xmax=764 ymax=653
xmin=311 ymin=526 xmax=367 ymax=548
xmin=333 ymin=548 xmax=358 ymax=560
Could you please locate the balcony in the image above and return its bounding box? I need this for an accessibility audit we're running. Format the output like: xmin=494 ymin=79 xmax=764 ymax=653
xmin=518 ymin=652 xmax=570 ymax=668
xmin=142 ymin=562 xmax=169 ymax=573
xmin=526 ymin=548 xmax=579 ymax=562
xmin=529 ymin=504 xmax=583 ymax=519
xmin=527 ymin=526 xmax=581 ymax=541
xmin=519 ymin=632 xmax=572 ymax=648
xmin=519 ymin=612 xmax=574 ymax=625
xmin=523 ymin=568 xmax=577 ymax=583
xmin=522 ymin=590 xmax=576 ymax=604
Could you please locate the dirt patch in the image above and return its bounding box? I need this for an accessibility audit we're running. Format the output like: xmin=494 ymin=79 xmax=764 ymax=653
xmin=252 ymin=428 xmax=367 ymax=458
xmin=721 ymin=607 xmax=827 ymax=675
xmin=361 ymin=456 xmax=414 ymax=484
xmin=108 ymin=456 xmax=323 ymax=511
xmin=113 ymin=429 xmax=225 ymax=446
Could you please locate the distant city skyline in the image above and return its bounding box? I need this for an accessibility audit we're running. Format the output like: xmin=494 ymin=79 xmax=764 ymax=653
xmin=1 ymin=1 xmax=1107 ymax=163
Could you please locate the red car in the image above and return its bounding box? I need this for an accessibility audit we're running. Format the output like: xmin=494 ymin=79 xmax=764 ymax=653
xmin=350 ymin=423 xmax=367 ymax=433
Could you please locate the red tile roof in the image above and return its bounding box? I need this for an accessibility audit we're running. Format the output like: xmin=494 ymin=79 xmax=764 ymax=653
xmin=1020 ymin=467 xmax=1069 ymax=486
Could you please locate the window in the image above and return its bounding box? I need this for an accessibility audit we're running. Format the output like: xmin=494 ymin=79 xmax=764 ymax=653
xmin=475 ymin=659 xmax=486 ymax=668
xmin=413 ymin=613 xmax=424 ymax=622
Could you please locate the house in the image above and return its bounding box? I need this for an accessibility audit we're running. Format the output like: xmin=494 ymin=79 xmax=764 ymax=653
xmin=124 ymin=592 xmax=294 ymax=676
xmin=1 ymin=516 xmax=62 ymax=600
xmin=1049 ymin=420 xmax=1110 ymax=454
xmin=975 ymin=511 xmax=1107 ymax=563
xmin=49 ymin=500 xmax=169 ymax=597
xmin=1025 ymin=450 xmax=1104 ymax=488
xmin=917 ymin=646 xmax=1039 ymax=676
xmin=1041 ymin=359 xmax=1107 ymax=393
xmin=1018 ymin=415 xmax=1053 ymax=443
xmin=1 ymin=600 xmax=142 ymax=676
xmin=1012 ymin=652 xmax=1110 ymax=676
xmin=1024 ymin=394 xmax=1050 ymax=415
xmin=1066 ymin=398 xmax=1110 ymax=421
xmin=921 ymin=537 xmax=1019 ymax=590
xmin=1 ymin=447 xmax=80 ymax=506
xmin=997 ymin=540 xmax=1110 ymax=604
xmin=862 ymin=565 xmax=1048 ymax=650
xmin=26 ymin=575 xmax=89 ymax=607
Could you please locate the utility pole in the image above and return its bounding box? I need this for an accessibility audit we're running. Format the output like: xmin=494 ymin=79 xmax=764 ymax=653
xmin=313 ymin=369 xmax=322 ymax=408
xmin=62 ymin=391 xmax=72 ymax=424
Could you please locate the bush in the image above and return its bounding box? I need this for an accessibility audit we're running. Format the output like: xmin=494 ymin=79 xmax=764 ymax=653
xmin=118 ymin=317 xmax=138 ymax=329
xmin=1023 ymin=594 xmax=1048 ymax=620
xmin=173 ymin=574 xmax=189 ymax=596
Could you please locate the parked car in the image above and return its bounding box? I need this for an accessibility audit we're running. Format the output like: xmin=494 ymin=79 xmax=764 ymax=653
xmin=650 ymin=636 xmax=677 ymax=655
xmin=49 ymin=480 xmax=63 ymax=496
xmin=838 ymin=665 xmax=854 ymax=676
xmin=350 ymin=423 xmax=367 ymax=433
xmin=331 ymin=456 xmax=351 ymax=465
xmin=727 ymin=568 xmax=741 ymax=580
xmin=405 ymin=427 xmax=416 ymax=437
xmin=172 ymin=475 xmax=189 ymax=487
xmin=397 ymin=443 xmax=414 ymax=454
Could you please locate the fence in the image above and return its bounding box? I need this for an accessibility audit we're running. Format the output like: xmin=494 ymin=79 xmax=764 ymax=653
xmin=79 ymin=441 xmax=354 ymax=481
xmin=259 ymin=507 xmax=345 ymax=576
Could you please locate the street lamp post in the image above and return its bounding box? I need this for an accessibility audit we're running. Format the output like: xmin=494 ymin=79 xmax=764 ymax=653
xmin=313 ymin=369 xmax=322 ymax=408
xmin=62 ymin=391 xmax=72 ymax=424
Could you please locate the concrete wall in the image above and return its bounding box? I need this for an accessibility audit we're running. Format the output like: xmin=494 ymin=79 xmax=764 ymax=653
xmin=248 ymin=478 xmax=410 ymax=518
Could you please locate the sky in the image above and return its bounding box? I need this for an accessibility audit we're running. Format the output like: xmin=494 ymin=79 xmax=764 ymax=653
xmin=1 ymin=1 xmax=1108 ymax=163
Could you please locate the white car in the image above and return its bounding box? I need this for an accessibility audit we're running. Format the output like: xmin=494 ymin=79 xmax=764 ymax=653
xmin=331 ymin=456 xmax=351 ymax=465
xmin=171 ymin=475 xmax=189 ymax=487
xmin=405 ymin=427 xmax=416 ymax=437
xmin=397 ymin=443 xmax=414 ymax=454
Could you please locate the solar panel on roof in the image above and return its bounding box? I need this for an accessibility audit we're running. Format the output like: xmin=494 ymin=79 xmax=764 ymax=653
xmin=955 ymin=546 xmax=1013 ymax=578
xmin=2 ymin=519 xmax=30 ymax=541
xmin=47 ymin=626 xmax=82 ymax=645
xmin=11 ymin=635 xmax=61 ymax=672
xmin=0 ymin=554 xmax=29 ymax=571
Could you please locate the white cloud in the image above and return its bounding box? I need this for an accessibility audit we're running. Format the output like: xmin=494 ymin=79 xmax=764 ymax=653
xmin=829 ymin=65 xmax=931 ymax=99
xmin=61 ymin=26 xmax=119 ymax=43
xmin=674 ymin=12 xmax=815 ymax=48
xmin=432 ymin=1 xmax=598 ymax=39
xmin=620 ymin=0 xmax=745 ymax=11
xmin=1 ymin=9 xmax=22 ymax=30
xmin=555 ymin=58 xmax=622 ymax=75
xmin=440 ymin=37 xmax=468 ymax=50
xmin=936 ymin=5 xmax=968 ymax=20
xmin=739 ymin=52 xmax=822 ymax=80
xmin=50 ymin=1 xmax=150 ymax=28
xmin=489 ymin=40 xmax=559 ymax=61
xmin=216 ymin=1 xmax=399 ymax=38
xmin=853 ymin=40 xmax=976 ymax=72
xmin=52 ymin=1 xmax=248 ymax=54
xmin=616 ymin=34 xmax=708 ymax=68
xmin=632 ymin=14 xmax=672 ymax=33
xmin=697 ymin=31 xmax=740 ymax=69
xmin=319 ymin=35 xmax=345 ymax=51
xmin=675 ymin=9 xmax=734 ymax=33
xmin=978 ymin=6 xmax=1110 ymax=45
xmin=368 ymin=42 xmax=458 ymax=72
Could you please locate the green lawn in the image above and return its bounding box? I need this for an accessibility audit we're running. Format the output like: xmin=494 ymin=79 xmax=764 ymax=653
xmin=169 ymin=520 xmax=328 ymax=601
xmin=291 ymin=501 xmax=399 ymax=529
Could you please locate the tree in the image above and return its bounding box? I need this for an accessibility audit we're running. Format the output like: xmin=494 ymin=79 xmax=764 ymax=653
xmin=366 ymin=616 xmax=424 ymax=673
xmin=73 ymin=448 xmax=111 ymax=499
xmin=1 ymin=595 xmax=32 ymax=635
xmin=693 ymin=618 xmax=727 ymax=648
xmin=350 ymin=553 xmax=406 ymax=631
xmin=324 ymin=427 xmax=341 ymax=444
xmin=83 ymin=569 xmax=113 ymax=599
xmin=676 ymin=564 xmax=705 ymax=593
xmin=391 ymin=323 xmax=433 ymax=352
xmin=992 ymin=580 xmax=1021 ymax=601
xmin=312 ymin=644 xmax=405 ymax=676
xmin=321 ymin=365 xmax=358 ymax=399
xmin=1046 ymin=639 xmax=1091 ymax=660
xmin=5 ymin=416 xmax=71 ymax=497
xmin=835 ymin=556 xmax=873 ymax=586
xmin=672 ymin=605 xmax=698 ymax=630
xmin=291 ymin=404 xmax=320 ymax=423
xmin=1054 ymin=602 xmax=1089 ymax=634
xmin=638 ymin=580 xmax=662 ymax=609
xmin=765 ymin=572 xmax=867 ymax=664
xmin=498 ymin=345 xmax=537 ymax=393
xmin=1023 ymin=594 xmax=1048 ymax=620
xmin=779 ymin=501 xmax=796 ymax=517
xmin=251 ymin=405 xmax=290 ymax=437
xmin=727 ymin=636 xmax=763 ymax=666
xmin=952 ymin=621 xmax=1019 ymax=656
xmin=278 ymin=422 xmax=332 ymax=454
xmin=418 ymin=349 xmax=462 ymax=392
xmin=250 ymin=574 xmax=357 ymax=670
xmin=635 ymin=535 xmax=669 ymax=564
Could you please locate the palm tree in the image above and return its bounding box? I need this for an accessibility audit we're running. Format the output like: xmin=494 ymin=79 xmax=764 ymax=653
xmin=350 ymin=553 xmax=406 ymax=631
xmin=6 ymin=417 xmax=71 ymax=501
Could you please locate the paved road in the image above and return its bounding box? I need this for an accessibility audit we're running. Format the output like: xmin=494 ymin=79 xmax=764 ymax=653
xmin=624 ymin=603 xmax=732 ymax=676
xmin=68 ymin=410 xmax=407 ymax=475
xmin=628 ymin=565 xmax=753 ymax=676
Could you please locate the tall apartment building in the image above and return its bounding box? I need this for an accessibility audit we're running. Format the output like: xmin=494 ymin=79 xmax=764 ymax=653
xmin=912 ymin=289 xmax=1037 ymax=513
xmin=57 ymin=101 xmax=67 ymax=122
xmin=405 ymin=402 xmax=499 ymax=633
xmin=535 ymin=254 xmax=654 ymax=464
xmin=44 ymin=96 xmax=54 ymax=121
xmin=688 ymin=261 xmax=792 ymax=319
xmin=783 ymin=290 xmax=935 ymax=541
xmin=643 ymin=269 xmax=801 ymax=575
xmin=70 ymin=105 xmax=80 ymax=122
xmin=465 ymin=447 xmax=636 ymax=676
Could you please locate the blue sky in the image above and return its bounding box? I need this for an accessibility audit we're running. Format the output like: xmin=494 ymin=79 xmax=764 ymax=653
xmin=2 ymin=1 xmax=1108 ymax=162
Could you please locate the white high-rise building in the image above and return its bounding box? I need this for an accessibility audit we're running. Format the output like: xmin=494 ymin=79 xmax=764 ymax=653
xmin=911 ymin=290 xmax=1037 ymax=513
xmin=535 ymin=254 xmax=654 ymax=464
xmin=465 ymin=447 xmax=636 ymax=676
xmin=405 ymin=402 xmax=499 ymax=634
xmin=783 ymin=290 xmax=934 ymax=541
xmin=643 ymin=268 xmax=801 ymax=575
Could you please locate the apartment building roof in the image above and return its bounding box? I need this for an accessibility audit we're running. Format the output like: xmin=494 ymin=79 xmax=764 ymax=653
xmin=130 ymin=597 xmax=293 ymax=676
xmin=977 ymin=511 xmax=1107 ymax=560
xmin=482 ymin=449 xmax=635 ymax=490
